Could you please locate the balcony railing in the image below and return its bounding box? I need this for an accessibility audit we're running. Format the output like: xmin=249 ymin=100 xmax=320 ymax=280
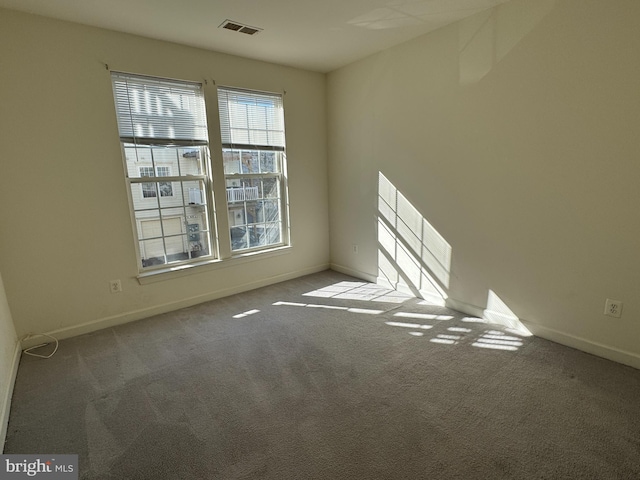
xmin=227 ymin=186 xmax=259 ymax=203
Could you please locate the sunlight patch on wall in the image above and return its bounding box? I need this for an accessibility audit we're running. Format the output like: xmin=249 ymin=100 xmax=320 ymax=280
xmin=459 ymin=0 xmax=557 ymax=85
xmin=483 ymin=290 xmax=532 ymax=336
xmin=377 ymin=172 xmax=452 ymax=305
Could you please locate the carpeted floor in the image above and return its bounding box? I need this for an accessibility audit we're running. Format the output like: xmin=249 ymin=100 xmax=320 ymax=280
xmin=4 ymin=270 xmax=640 ymax=479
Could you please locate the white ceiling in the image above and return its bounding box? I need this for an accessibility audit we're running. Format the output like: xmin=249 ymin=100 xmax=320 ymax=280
xmin=0 ymin=0 xmax=512 ymax=73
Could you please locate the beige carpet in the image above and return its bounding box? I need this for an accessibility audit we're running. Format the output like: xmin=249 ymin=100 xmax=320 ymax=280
xmin=5 ymin=270 xmax=640 ymax=479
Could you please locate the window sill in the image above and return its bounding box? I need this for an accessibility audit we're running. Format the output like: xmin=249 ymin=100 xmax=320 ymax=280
xmin=137 ymin=245 xmax=292 ymax=285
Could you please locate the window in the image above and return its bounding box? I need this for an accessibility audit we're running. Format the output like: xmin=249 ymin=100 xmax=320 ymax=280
xmin=111 ymin=72 xmax=214 ymax=270
xmin=217 ymin=87 xmax=288 ymax=252
xmin=111 ymin=74 xmax=291 ymax=273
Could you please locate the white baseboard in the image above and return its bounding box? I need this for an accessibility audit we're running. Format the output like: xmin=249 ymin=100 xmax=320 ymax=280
xmin=1 ymin=341 xmax=21 ymax=452
xmin=330 ymin=263 xmax=377 ymax=283
xmin=22 ymin=263 xmax=330 ymax=348
xmin=521 ymin=321 xmax=640 ymax=370
xmin=377 ymin=277 xmax=448 ymax=306
xmin=443 ymin=297 xmax=640 ymax=370
xmin=444 ymin=297 xmax=485 ymax=318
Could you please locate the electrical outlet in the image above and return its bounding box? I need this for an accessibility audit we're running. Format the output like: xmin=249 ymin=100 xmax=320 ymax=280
xmin=352 ymin=244 xmax=359 ymax=254
xmin=109 ymin=279 xmax=122 ymax=294
xmin=604 ymin=298 xmax=622 ymax=318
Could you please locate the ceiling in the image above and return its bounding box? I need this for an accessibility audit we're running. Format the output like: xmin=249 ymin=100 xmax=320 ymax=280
xmin=0 ymin=0 xmax=512 ymax=73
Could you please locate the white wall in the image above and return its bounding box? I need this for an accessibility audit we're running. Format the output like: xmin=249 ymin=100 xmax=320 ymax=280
xmin=0 ymin=9 xmax=329 ymax=339
xmin=328 ymin=0 xmax=640 ymax=367
xmin=0 ymin=272 xmax=19 ymax=450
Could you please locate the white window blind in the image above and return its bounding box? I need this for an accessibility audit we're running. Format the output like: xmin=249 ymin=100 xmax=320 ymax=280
xmin=112 ymin=72 xmax=209 ymax=144
xmin=217 ymin=88 xmax=285 ymax=150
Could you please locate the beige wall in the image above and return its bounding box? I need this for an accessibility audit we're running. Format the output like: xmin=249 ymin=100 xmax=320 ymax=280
xmin=328 ymin=0 xmax=640 ymax=366
xmin=2 ymin=1 xmax=639 ymax=370
xmin=0 ymin=9 xmax=329 ymax=339
xmin=0 ymin=271 xmax=18 ymax=448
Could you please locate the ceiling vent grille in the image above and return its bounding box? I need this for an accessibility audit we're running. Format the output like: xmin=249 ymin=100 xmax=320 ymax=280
xmin=219 ymin=20 xmax=262 ymax=36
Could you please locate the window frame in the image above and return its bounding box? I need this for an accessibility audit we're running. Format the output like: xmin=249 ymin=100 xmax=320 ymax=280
xmin=217 ymin=86 xmax=290 ymax=255
xmin=111 ymin=72 xmax=217 ymax=272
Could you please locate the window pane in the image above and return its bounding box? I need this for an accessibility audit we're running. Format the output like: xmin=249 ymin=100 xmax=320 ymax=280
xmin=186 ymin=219 xmax=209 ymax=259
xmin=243 ymin=201 xmax=259 ymax=224
xmin=228 ymin=205 xmax=246 ymax=226
xmin=136 ymin=211 xmax=162 ymax=240
xmin=261 ymin=200 xmax=280 ymax=223
xmin=241 ymin=151 xmax=259 ymax=173
xmin=158 ymin=181 xmax=179 ymax=208
xmin=226 ymin=178 xmax=261 ymax=203
xmin=265 ymin=223 xmax=281 ymax=244
xmin=260 ymin=151 xmax=278 ymax=173
xmin=262 ymin=178 xmax=280 ymax=198
xmin=255 ymin=201 xmax=265 ymax=223
xmin=165 ymin=234 xmax=188 ymax=262
xmin=152 ymin=148 xmax=177 ymax=165
xmin=178 ymin=147 xmax=205 ymax=175
xmin=230 ymin=226 xmax=248 ymax=250
xmin=131 ymin=184 xmax=159 ymax=211
xmin=125 ymin=147 xmax=153 ymax=177
xmin=139 ymin=239 xmax=166 ymax=267
xmin=249 ymin=225 xmax=266 ymax=248
xmin=182 ymin=180 xmax=207 ymax=206
xmin=161 ymin=208 xmax=184 ymax=234
xmin=246 ymin=179 xmax=262 ymax=200
xmin=125 ymin=144 xmax=206 ymax=179
xmin=223 ymin=150 xmax=242 ymax=175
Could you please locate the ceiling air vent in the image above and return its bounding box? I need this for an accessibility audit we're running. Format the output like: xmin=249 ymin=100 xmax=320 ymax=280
xmin=219 ymin=20 xmax=263 ymax=36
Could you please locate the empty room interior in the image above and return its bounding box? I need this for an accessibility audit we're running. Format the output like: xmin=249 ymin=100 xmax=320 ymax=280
xmin=1 ymin=0 xmax=640 ymax=478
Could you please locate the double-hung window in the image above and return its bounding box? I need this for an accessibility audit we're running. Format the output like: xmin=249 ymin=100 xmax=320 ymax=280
xmin=217 ymin=87 xmax=288 ymax=252
xmin=111 ymin=72 xmax=214 ymax=270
